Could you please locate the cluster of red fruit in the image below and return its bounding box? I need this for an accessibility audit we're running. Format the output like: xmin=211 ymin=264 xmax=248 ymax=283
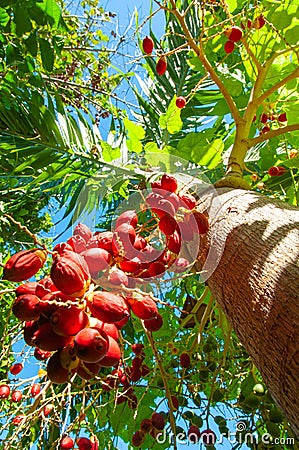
xmin=259 ymin=111 xmax=287 ymax=134
xmin=60 ymin=435 xmax=98 ymax=450
xmin=132 ymin=412 xmax=166 ymax=447
xmin=223 ymin=16 xmax=266 ymax=55
xmin=2 ymin=174 xmax=208 ymax=388
xmin=142 ymin=36 xmax=168 ymax=77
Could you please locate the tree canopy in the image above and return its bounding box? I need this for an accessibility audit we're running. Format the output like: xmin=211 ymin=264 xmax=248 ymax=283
xmin=0 ymin=0 xmax=298 ymax=449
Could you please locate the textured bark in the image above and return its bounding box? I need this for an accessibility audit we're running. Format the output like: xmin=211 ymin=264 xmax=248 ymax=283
xmin=197 ymin=188 xmax=299 ymax=437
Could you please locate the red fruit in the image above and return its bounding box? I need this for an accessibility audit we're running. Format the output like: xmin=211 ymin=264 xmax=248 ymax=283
xmin=115 ymin=210 xmax=138 ymax=229
xmin=87 ymin=231 xmax=113 ymax=253
xmin=73 ymin=223 xmax=93 ymax=243
xmin=260 ymin=113 xmax=268 ymax=123
xmin=13 ymin=414 xmax=26 ymax=425
xmin=170 ymin=395 xmax=179 ymax=410
xmin=30 ymin=384 xmax=41 ymax=396
xmin=60 ymin=436 xmax=74 ymax=449
xmin=143 ymin=313 xmax=163 ymax=331
xmin=166 ymin=230 xmax=181 ymax=253
xmin=33 ymin=322 xmax=72 ymax=351
xmin=112 ymin=223 xmax=136 ymax=256
xmin=35 ymin=277 xmax=57 ymax=298
xmin=114 ymin=314 xmax=130 ymax=329
xmin=173 ymin=257 xmax=190 ymax=273
xmin=53 ymin=242 xmax=73 ymax=255
xmin=97 ymin=336 xmax=121 ymax=367
xmin=176 ymin=96 xmax=186 ymax=109
xmin=147 ymin=261 xmax=165 ymax=278
xmin=179 ymin=193 xmax=196 ymax=210
xmin=180 ymin=352 xmax=191 ymax=368
xmin=253 ymin=15 xmax=265 ymax=29
xmin=132 ymin=430 xmax=145 ymax=447
xmin=224 ymin=40 xmax=235 ymax=54
xmin=38 ymin=293 xmax=61 ymax=319
xmin=247 ymin=19 xmax=253 ymax=28
xmin=0 ymin=385 xmax=10 ymax=398
xmin=201 ymin=429 xmax=217 ymax=445
xmin=142 ymin=36 xmax=154 ymax=55
xmin=82 ymin=248 xmax=112 ymax=276
xmin=133 ymin=236 xmax=147 ymax=251
xmin=128 ymin=295 xmax=158 ymax=320
xmin=108 ymin=268 xmax=129 ymax=286
xmin=67 ymin=235 xmax=86 ymax=253
xmin=15 ymin=281 xmax=38 ymax=297
xmin=119 ymin=257 xmax=142 ymax=274
xmin=268 ymin=166 xmax=286 ymax=177
xmin=165 ymin=192 xmax=180 ymax=212
xmin=10 ymin=363 xmax=23 ymax=375
xmin=92 ymin=319 xmax=119 ymax=341
xmin=88 ymin=291 xmax=130 ymax=323
xmin=77 ymin=437 xmax=92 ymax=450
xmin=23 ymin=320 xmax=38 ymax=346
xmin=161 ymin=174 xmax=178 ymax=193
xmin=3 ymin=248 xmax=47 ymax=282
xmin=51 ymin=305 xmax=89 ymax=337
xmin=151 ymin=412 xmax=165 ymax=430
xmin=156 ymin=57 xmax=167 ymax=76
xmin=34 ymin=348 xmax=52 ymax=361
xmin=11 ymin=390 xmax=22 ymax=402
xmin=140 ymin=364 xmax=151 ymax=377
xmin=47 ymin=351 xmax=74 ymax=384
xmin=224 ymin=26 xmax=243 ymax=42
xmin=132 ymin=343 xmax=144 ymax=355
xmin=50 ymin=251 xmax=90 ymax=297
xmin=188 ymin=425 xmax=201 ymax=443
xmin=140 ymin=418 xmax=152 ymax=433
xmin=278 ymin=112 xmax=287 ymax=122
xmin=74 ymin=327 xmax=108 ymax=363
xmin=128 ymin=367 xmax=142 ymax=382
xmin=261 ymin=124 xmax=270 ymax=133
xmin=188 ymin=211 xmax=209 ymax=234
xmin=132 ymin=356 xmax=143 ymax=370
xmin=43 ymin=404 xmax=54 ymax=416
xmin=77 ymin=361 xmax=101 ymax=380
xmin=12 ymin=294 xmax=40 ymax=321
xmin=158 ymin=214 xmax=177 ymax=236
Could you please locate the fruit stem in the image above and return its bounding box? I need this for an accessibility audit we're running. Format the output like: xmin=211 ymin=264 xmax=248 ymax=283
xmin=145 ymin=327 xmax=178 ymax=450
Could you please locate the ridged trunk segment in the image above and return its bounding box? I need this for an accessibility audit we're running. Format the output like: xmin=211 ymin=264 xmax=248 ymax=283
xmin=196 ymin=188 xmax=299 ymax=437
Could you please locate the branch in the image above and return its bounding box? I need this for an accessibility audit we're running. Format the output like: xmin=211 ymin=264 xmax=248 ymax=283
xmin=255 ymin=67 xmax=299 ymax=106
xmin=248 ymin=123 xmax=299 ymax=147
xmin=168 ymin=3 xmax=242 ymax=125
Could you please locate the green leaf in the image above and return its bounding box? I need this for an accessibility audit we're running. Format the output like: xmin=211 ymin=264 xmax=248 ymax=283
xmin=124 ymin=118 xmax=145 ymax=141
xmin=13 ymin=6 xmax=32 ymax=36
xmin=0 ymin=7 xmax=9 ymax=26
xmin=36 ymin=0 xmax=61 ymax=28
xmin=159 ymin=96 xmax=183 ymax=134
xmin=101 ymin=141 xmax=121 ymax=162
xmin=176 ymin=132 xmax=223 ymax=168
xmin=39 ymin=37 xmax=54 ymax=71
xmin=24 ymin=33 xmax=38 ymax=57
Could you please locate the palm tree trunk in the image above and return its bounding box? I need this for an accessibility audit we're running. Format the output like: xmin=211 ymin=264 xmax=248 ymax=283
xmin=197 ymin=188 xmax=299 ymax=437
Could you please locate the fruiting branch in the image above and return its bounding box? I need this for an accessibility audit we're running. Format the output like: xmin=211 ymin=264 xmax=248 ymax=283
xmin=168 ymin=1 xmax=242 ymax=125
xmin=3 ymin=214 xmax=50 ymax=253
xmin=248 ymin=123 xmax=299 ymax=147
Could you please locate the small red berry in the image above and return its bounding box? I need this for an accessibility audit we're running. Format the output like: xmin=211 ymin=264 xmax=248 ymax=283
xmin=224 ymin=40 xmax=235 ymax=54
xmin=261 ymin=124 xmax=270 ymax=133
xmin=151 ymin=412 xmax=165 ymax=430
xmin=188 ymin=425 xmax=201 ymax=444
xmin=170 ymin=395 xmax=179 ymax=410
xmin=224 ymin=26 xmax=243 ymax=42
xmin=158 ymin=214 xmax=177 ymax=236
xmin=268 ymin=166 xmax=286 ymax=177
xmin=260 ymin=113 xmax=268 ymax=123
xmin=278 ymin=112 xmax=287 ymax=122
xmin=12 ymin=414 xmax=26 ymax=425
xmin=140 ymin=418 xmax=152 ymax=433
xmin=30 ymin=384 xmax=41 ymax=397
xmin=142 ymin=36 xmax=154 ymax=55
xmin=176 ymin=96 xmax=186 ymax=109
xmin=9 ymin=363 xmax=23 ymax=375
xmin=0 ymin=385 xmax=10 ymax=398
xmin=156 ymin=57 xmax=167 ymax=76
xmin=11 ymin=390 xmax=22 ymax=402
xmin=77 ymin=437 xmax=92 ymax=450
xmin=201 ymin=429 xmax=217 ymax=445
xmin=143 ymin=313 xmax=163 ymax=332
xmin=60 ymin=436 xmax=74 ymax=449
xmin=132 ymin=430 xmax=145 ymax=447
xmin=253 ymin=15 xmax=266 ymax=29
xmin=131 ymin=343 xmax=144 ymax=355
xmin=43 ymin=404 xmax=54 ymax=417
xmin=161 ymin=174 xmax=178 ymax=193
xmin=179 ymin=352 xmax=191 ymax=368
